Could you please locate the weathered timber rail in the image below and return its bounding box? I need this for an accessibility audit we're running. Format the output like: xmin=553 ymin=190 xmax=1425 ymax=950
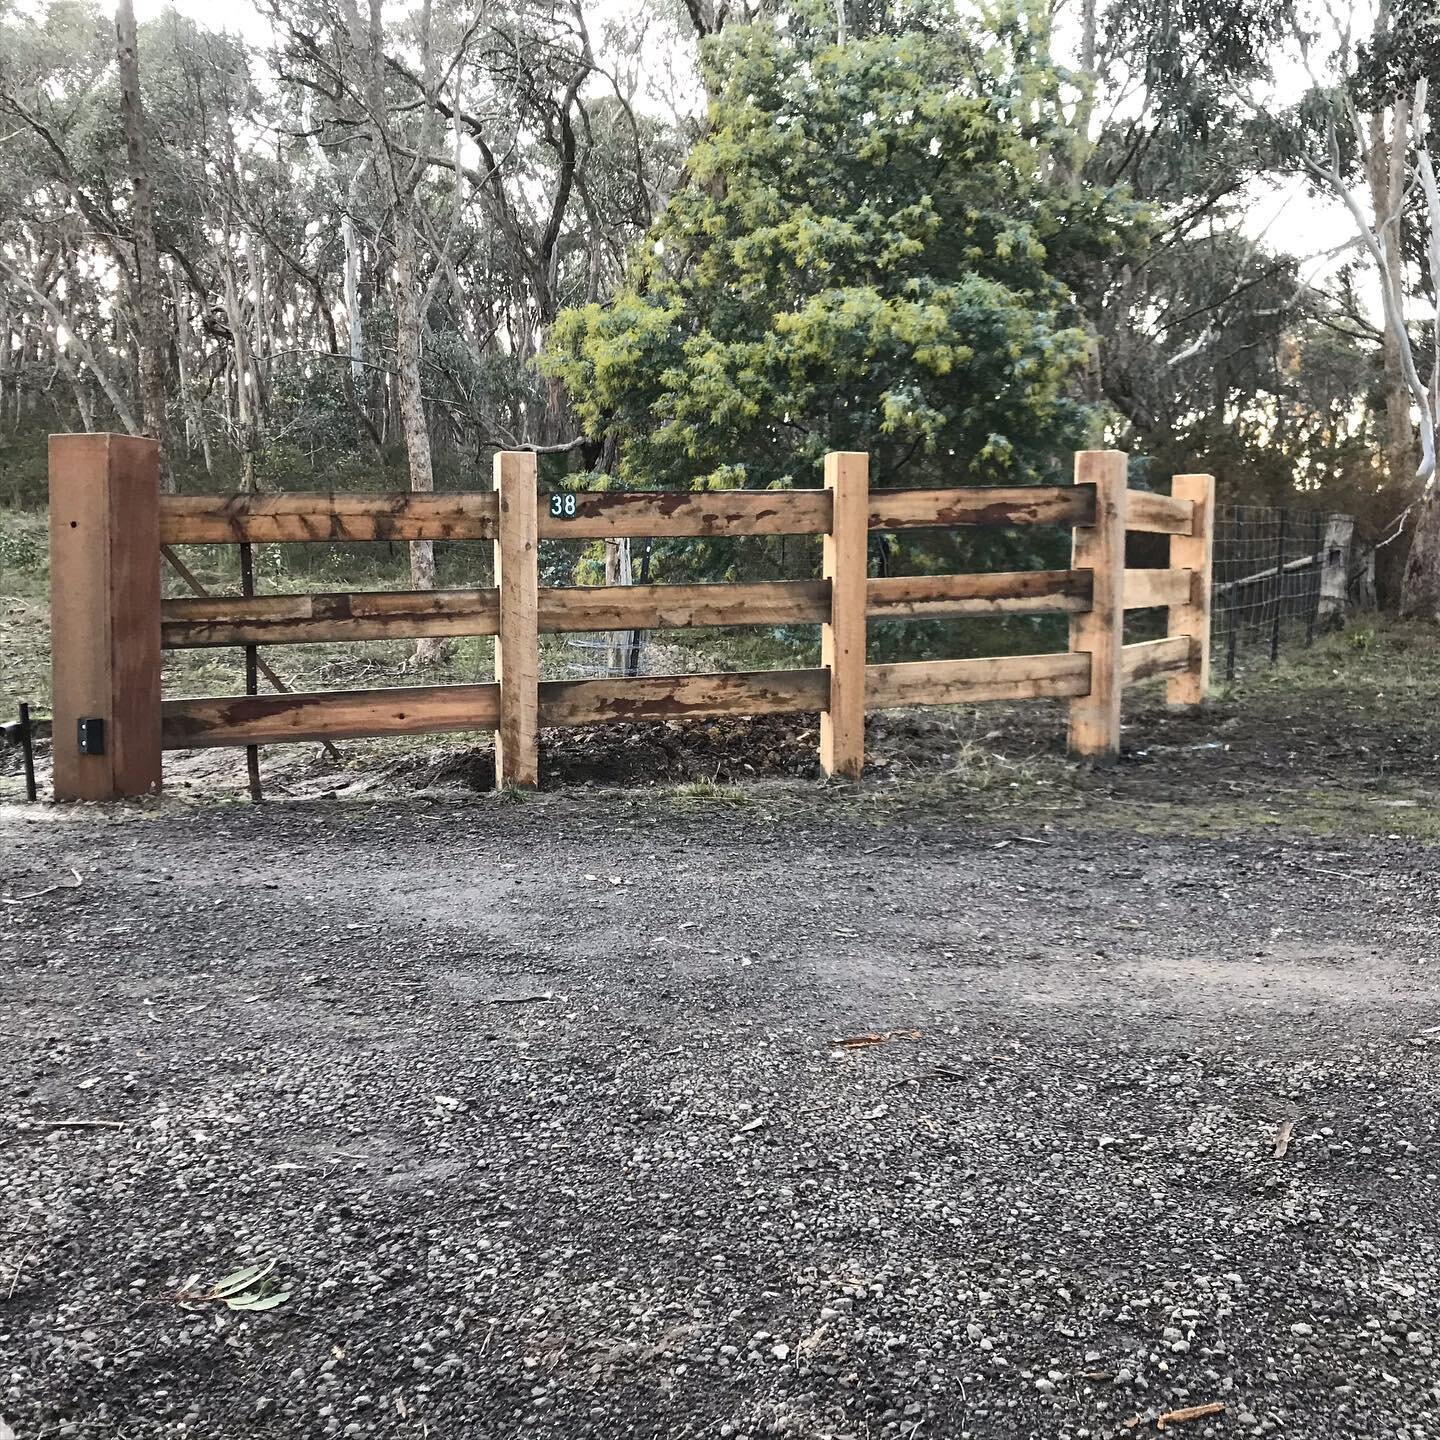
xmin=46 ymin=437 xmax=1214 ymax=800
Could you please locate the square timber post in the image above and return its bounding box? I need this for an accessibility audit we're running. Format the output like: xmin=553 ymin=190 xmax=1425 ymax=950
xmin=1067 ymin=450 xmax=1128 ymax=762
xmin=493 ymin=450 xmax=539 ymax=788
xmin=49 ymin=434 xmax=163 ymax=800
xmin=1166 ymin=473 xmax=1215 ymax=706
xmin=820 ymin=451 xmax=868 ymax=778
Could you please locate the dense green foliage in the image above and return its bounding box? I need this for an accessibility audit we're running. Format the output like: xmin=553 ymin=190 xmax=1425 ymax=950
xmin=546 ymin=15 xmax=1142 ymax=493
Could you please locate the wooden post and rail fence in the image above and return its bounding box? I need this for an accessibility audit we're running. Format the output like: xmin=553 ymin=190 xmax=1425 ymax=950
xmin=46 ymin=434 xmax=1215 ymax=801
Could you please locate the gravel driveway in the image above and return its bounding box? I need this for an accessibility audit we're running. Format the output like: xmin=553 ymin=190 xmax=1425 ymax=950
xmin=3 ymin=791 xmax=1439 ymax=1439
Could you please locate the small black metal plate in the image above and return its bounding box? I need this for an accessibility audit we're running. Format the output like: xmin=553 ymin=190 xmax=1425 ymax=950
xmin=78 ymin=716 xmax=106 ymax=755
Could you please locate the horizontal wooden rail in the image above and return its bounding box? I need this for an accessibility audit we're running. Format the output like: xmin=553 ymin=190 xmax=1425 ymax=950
xmin=160 ymin=482 xmax=1105 ymax=548
xmin=1214 ymin=550 xmax=1323 ymax=593
xmin=541 ymin=484 xmax=1096 ymax=538
xmin=1122 ymin=568 xmax=1192 ymax=610
xmin=1121 ymin=636 xmax=1195 ymax=684
xmin=161 ymin=682 xmax=500 ymax=748
xmin=163 ymin=588 xmax=501 ymax=647
xmin=164 ymin=567 xmax=1109 ymax=649
xmin=866 ymin=651 xmax=1091 ymax=709
xmin=539 ymin=668 xmax=829 ymax=727
xmin=868 ymin=569 xmax=1090 ymax=618
xmin=158 ymin=635 xmax=1190 ymax=748
xmin=160 ymin=493 xmax=500 ymax=544
xmin=1126 ymin=492 xmax=1194 ymax=536
xmin=868 ymin=486 xmax=1092 ymax=531
xmin=538 ymin=490 xmax=832 ymax=539
xmin=540 ymin=580 xmax=829 ymax=632
xmin=162 ymin=581 xmax=829 ymax=649
xmin=161 ymin=668 xmax=831 ymax=748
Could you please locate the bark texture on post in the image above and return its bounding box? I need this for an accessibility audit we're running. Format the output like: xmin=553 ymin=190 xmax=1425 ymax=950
xmin=1401 ymin=485 xmax=1440 ymax=621
xmin=820 ymin=451 xmax=868 ymax=779
xmin=1318 ymin=514 xmax=1355 ymax=626
xmin=1067 ymin=450 xmax=1128 ymax=761
xmin=1166 ymin=473 xmax=1214 ymax=706
xmin=49 ymin=434 xmax=163 ymax=800
xmin=494 ymin=450 xmax=539 ymax=788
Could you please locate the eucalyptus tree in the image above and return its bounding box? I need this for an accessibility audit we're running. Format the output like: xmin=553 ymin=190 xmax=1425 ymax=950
xmin=0 ymin=0 xmax=145 ymax=437
xmin=0 ymin=0 xmax=675 ymax=495
xmin=115 ymin=0 xmax=168 ymax=472
xmin=1273 ymin=0 xmax=1440 ymax=616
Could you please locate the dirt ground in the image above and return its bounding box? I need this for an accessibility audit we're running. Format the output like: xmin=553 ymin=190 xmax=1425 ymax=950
xmin=3 ymin=626 xmax=1440 ymax=1439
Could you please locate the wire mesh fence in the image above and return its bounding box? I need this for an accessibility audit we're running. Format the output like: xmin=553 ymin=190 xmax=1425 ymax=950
xmin=557 ymin=632 xmax=654 ymax=678
xmin=1213 ymin=504 xmax=1352 ymax=679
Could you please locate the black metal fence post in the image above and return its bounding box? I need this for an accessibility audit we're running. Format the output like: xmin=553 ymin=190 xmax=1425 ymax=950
xmin=18 ymin=701 xmax=37 ymax=802
xmin=1269 ymin=508 xmax=1287 ymax=665
xmin=1226 ymin=585 xmax=1239 ymax=682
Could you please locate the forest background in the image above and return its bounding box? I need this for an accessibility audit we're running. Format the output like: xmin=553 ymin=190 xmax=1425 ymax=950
xmin=2 ymin=0 xmax=1438 ymax=681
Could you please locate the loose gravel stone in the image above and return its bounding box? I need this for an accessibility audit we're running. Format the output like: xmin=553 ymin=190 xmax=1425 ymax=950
xmin=2 ymin=794 xmax=1438 ymax=1438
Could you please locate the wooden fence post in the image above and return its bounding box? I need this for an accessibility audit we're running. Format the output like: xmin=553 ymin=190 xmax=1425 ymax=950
xmin=1317 ymin=514 xmax=1354 ymax=628
xmin=49 ymin=434 xmax=163 ymax=800
xmin=1166 ymin=473 xmax=1215 ymax=706
xmin=1067 ymin=450 xmax=1127 ymax=761
xmin=493 ymin=450 xmax=539 ymax=788
xmin=820 ymin=451 xmax=868 ymax=778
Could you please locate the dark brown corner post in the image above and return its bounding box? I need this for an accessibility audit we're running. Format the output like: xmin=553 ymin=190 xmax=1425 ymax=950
xmin=49 ymin=434 xmax=163 ymax=801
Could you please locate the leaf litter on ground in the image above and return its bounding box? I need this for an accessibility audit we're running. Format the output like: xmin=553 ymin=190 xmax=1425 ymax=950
xmin=177 ymin=1258 xmax=290 ymax=1312
xmin=832 ymin=1028 xmax=923 ymax=1050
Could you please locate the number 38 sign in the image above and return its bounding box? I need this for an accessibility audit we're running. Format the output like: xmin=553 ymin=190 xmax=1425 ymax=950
xmin=548 ymin=493 xmax=578 ymax=519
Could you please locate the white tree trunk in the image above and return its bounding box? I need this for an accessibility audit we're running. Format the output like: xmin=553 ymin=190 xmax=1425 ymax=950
xmin=343 ymin=212 xmax=363 ymax=388
xmin=115 ymin=0 xmax=170 ymax=483
xmin=1365 ymin=103 xmax=1421 ymax=489
xmin=220 ymin=251 xmax=259 ymax=491
xmin=171 ymin=272 xmax=212 ymax=474
xmin=394 ymin=198 xmax=446 ymax=665
xmin=1 ymin=266 xmax=140 ymax=434
xmin=343 ymin=158 xmax=368 ymax=391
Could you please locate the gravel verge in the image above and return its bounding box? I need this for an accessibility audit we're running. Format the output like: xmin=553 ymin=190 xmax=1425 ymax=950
xmin=3 ymin=793 xmax=1439 ymax=1439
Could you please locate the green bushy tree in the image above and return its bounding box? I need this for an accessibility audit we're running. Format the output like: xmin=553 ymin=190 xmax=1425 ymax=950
xmin=545 ymin=8 xmax=1144 ymax=494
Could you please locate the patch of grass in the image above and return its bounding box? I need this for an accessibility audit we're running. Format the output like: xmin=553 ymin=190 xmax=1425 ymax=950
xmin=1086 ymin=788 xmax=1440 ymax=842
xmin=819 ymin=740 xmax=1074 ymax=825
xmin=651 ymin=624 xmax=816 ymax=671
xmin=1 ymin=513 xmax=51 ymax=710
xmin=944 ymin=739 xmax=1052 ymax=793
xmin=1248 ymin=619 xmax=1440 ymax=701
xmin=671 ymin=778 xmax=752 ymax=807
xmin=0 ymin=510 xmax=48 ymax=590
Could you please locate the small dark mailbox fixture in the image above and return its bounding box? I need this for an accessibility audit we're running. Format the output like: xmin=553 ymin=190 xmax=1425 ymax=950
xmin=77 ymin=716 xmax=106 ymax=755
